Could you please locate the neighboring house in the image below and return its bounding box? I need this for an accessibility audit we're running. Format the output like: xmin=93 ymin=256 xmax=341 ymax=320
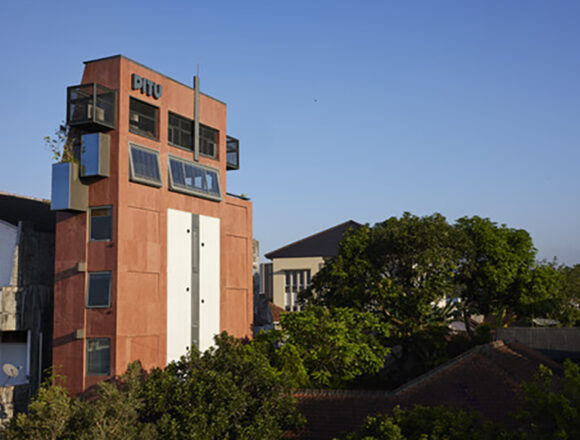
xmin=263 ymin=220 xmax=361 ymax=312
xmin=0 ymin=192 xmax=55 ymax=420
xmin=294 ymin=340 xmax=564 ymax=440
xmin=50 ymin=55 xmax=253 ymax=395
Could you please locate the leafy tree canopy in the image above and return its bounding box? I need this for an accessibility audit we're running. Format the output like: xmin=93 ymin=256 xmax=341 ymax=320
xmin=255 ymin=306 xmax=391 ymax=389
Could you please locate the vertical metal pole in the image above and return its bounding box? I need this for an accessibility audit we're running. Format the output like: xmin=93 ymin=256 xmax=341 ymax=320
xmin=193 ymin=74 xmax=200 ymax=162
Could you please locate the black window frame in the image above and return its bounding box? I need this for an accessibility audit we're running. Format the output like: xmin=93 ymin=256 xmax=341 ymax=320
xmin=168 ymin=112 xmax=193 ymax=151
xmin=89 ymin=206 xmax=113 ymax=241
xmin=86 ymin=338 xmax=111 ymax=376
xmin=129 ymin=143 xmax=163 ymax=188
xmin=167 ymin=155 xmax=222 ymax=201
xmin=200 ymin=124 xmax=218 ymax=159
xmin=86 ymin=271 xmax=112 ymax=308
xmin=129 ymin=97 xmax=159 ymax=140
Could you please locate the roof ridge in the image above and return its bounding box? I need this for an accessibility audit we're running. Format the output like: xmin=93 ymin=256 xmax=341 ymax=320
xmin=0 ymin=190 xmax=50 ymax=204
xmin=264 ymin=220 xmax=361 ymax=259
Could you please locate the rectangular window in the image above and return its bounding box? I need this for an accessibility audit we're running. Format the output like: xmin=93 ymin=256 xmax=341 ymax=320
xmin=130 ymin=98 xmax=158 ymax=139
xmin=87 ymin=271 xmax=112 ymax=308
xmin=90 ymin=206 xmax=112 ymax=241
xmin=168 ymin=156 xmax=221 ymax=201
xmin=168 ymin=112 xmax=193 ymax=150
xmin=200 ymin=124 xmax=218 ymax=158
xmin=283 ymin=269 xmax=311 ymax=312
xmin=129 ymin=144 xmax=162 ymax=187
xmin=86 ymin=338 xmax=111 ymax=376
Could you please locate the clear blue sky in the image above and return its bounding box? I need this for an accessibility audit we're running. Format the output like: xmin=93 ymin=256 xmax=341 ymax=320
xmin=1 ymin=1 xmax=579 ymax=265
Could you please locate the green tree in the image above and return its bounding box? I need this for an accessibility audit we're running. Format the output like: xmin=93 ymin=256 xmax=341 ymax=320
xmin=518 ymin=360 xmax=580 ymax=440
xmin=255 ymin=306 xmax=391 ymax=388
xmin=341 ymin=405 xmax=516 ymax=440
xmin=305 ymin=213 xmax=458 ymax=339
xmin=139 ymin=332 xmax=303 ymax=440
xmin=556 ymin=265 xmax=580 ymax=326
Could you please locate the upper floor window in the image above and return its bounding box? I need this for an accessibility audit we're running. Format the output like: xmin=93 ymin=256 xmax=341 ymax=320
xmin=284 ymin=269 xmax=311 ymax=312
xmin=87 ymin=271 xmax=112 ymax=308
xmin=90 ymin=206 xmax=112 ymax=241
xmin=129 ymin=144 xmax=162 ymax=187
xmin=168 ymin=156 xmax=221 ymax=201
xmin=167 ymin=111 xmax=218 ymax=159
xmin=130 ymin=98 xmax=158 ymax=139
xmin=168 ymin=112 xmax=192 ymax=150
xmin=200 ymin=124 xmax=218 ymax=158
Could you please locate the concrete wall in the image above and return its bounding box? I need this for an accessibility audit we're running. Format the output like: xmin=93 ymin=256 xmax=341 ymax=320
xmin=272 ymin=256 xmax=324 ymax=310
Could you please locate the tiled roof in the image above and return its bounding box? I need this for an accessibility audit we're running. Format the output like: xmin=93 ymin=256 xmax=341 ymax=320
xmin=292 ymin=340 xmax=563 ymax=440
xmin=265 ymin=221 xmax=362 ymax=259
xmin=269 ymin=302 xmax=285 ymax=323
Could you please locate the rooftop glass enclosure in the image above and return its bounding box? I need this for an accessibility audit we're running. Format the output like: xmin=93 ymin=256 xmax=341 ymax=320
xmin=67 ymin=83 xmax=116 ymax=131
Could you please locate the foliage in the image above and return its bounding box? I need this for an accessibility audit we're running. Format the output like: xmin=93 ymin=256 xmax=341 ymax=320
xmin=44 ymin=123 xmax=78 ymax=163
xmin=304 ymin=213 xmax=458 ymax=339
xmin=518 ymin=359 xmax=580 ymax=440
xmin=2 ymin=365 xmax=155 ymax=440
xmin=555 ymin=265 xmax=580 ymax=326
xmin=340 ymin=405 xmax=516 ymax=440
xmin=139 ymin=332 xmax=303 ymax=439
xmin=2 ymin=334 xmax=302 ymax=440
xmin=255 ymin=306 xmax=391 ymax=389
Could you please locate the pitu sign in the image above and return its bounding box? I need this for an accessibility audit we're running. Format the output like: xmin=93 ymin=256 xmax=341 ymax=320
xmin=131 ymin=73 xmax=162 ymax=99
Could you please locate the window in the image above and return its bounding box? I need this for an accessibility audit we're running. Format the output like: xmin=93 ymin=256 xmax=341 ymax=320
xmin=87 ymin=272 xmax=112 ymax=308
xmin=168 ymin=112 xmax=192 ymax=150
xmin=167 ymin=112 xmax=218 ymax=159
xmin=86 ymin=338 xmax=111 ymax=376
xmin=168 ymin=156 xmax=221 ymax=201
xmin=129 ymin=98 xmax=158 ymax=139
xmin=129 ymin=144 xmax=162 ymax=187
xmin=200 ymin=124 xmax=218 ymax=158
xmin=90 ymin=206 xmax=112 ymax=241
xmin=284 ymin=269 xmax=311 ymax=311
xmin=0 ymin=331 xmax=29 ymax=385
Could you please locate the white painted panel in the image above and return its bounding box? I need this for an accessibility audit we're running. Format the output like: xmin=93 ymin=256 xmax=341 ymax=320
xmin=198 ymin=215 xmax=220 ymax=352
xmin=0 ymin=220 xmax=18 ymax=287
xmin=167 ymin=209 xmax=192 ymax=363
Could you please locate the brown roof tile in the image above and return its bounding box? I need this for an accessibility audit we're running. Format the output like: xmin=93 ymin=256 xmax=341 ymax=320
xmin=292 ymin=340 xmax=563 ymax=440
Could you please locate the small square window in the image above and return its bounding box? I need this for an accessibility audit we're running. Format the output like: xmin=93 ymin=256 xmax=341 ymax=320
xmin=130 ymin=98 xmax=158 ymax=139
xmin=90 ymin=207 xmax=112 ymax=241
xmin=87 ymin=272 xmax=111 ymax=308
xmin=87 ymin=338 xmax=111 ymax=376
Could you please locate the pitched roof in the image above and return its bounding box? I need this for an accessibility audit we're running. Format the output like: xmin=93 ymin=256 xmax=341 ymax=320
xmin=292 ymin=340 xmax=563 ymax=440
xmin=0 ymin=191 xmax=55 ymax=233
xmin=265 ymin=220 xmax=361 ymax=260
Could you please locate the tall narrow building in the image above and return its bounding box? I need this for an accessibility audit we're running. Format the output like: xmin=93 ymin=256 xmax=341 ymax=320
xmin=51 ymin=55 xmax=253 ymax=394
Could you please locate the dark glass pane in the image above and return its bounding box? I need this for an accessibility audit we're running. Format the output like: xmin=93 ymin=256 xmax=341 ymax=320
xmin=130 ymin=98 xmax=158 ymax=138
xmin=87 ymin=339 xmax=111 ymax=375
xmin=87 ymin=272 xmax=111 ymax=307
xmin=205 ymin=170 xmax=220 ymax=195
xmin=170 ymin=159 xmax=185 ymax=187
xmin=131 ymin=147 xmax=161 ymax=184
xmin=90 ymin=207 xmax=112 ymax=240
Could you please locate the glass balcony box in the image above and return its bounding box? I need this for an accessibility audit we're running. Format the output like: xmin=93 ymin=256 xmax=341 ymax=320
xmin=51 ymin=162 xmax=88 ymax=212
xmin=80 ymin=133 xmax=110 ymax=177
xmin=226 ymin=136 xmax=240 ymax=171
xmin=67 ymin=83 xmax=116 ymax=131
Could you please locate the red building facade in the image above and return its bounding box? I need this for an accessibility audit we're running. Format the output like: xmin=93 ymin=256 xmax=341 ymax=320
xmin=52 ymin=55 xmax=253 ymax=394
